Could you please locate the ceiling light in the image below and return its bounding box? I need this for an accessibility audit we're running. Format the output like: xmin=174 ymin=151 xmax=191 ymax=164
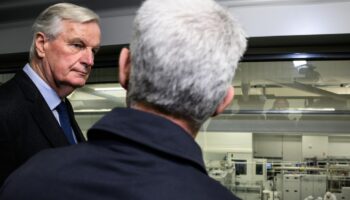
xmin=293 ymin=60 xmax=307 ymax=68
xmin=94 ymin=87 xmax=125 ymax=91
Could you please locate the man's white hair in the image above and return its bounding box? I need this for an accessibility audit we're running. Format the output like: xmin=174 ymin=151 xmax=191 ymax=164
xmin=128 ymin=0 xmax=247 ymax=130
xmin=29 ymin=3 xmax=100 ymax=61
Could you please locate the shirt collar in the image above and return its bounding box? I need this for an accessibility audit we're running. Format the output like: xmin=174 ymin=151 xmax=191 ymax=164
xmin=23 ymin=64 xmax=61 ymax=110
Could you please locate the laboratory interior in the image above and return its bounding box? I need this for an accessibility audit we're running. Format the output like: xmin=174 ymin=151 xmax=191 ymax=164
xmin=1 ymin=0 xmax=350 ymax=200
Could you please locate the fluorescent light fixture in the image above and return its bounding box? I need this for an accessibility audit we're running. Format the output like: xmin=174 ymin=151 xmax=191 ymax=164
xmin=94 ymin=87 xmax=125 ymax=91
xmin=75 ymin=109 xmax=112 ymax=113
xmin=293 ymin=60 xmax=307 ymax=67
xmin=297 ymin=108 xmax=335 ymax=111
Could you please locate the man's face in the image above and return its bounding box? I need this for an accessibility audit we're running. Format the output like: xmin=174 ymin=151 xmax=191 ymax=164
xmin=273 ymin=99 xmax=289 ymax=110
xmin=42 ymin=20 xmax=101 ymax=90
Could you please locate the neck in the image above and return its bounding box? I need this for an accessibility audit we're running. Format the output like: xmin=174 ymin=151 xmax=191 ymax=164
xmin=30 ymin=60 xmax=73 ymax=98
xmin=131 ymin=103 xmax=197 ymax=138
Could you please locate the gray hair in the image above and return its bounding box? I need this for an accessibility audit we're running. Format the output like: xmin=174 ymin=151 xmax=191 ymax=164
xmin=29 ymin=3 xmax=100 ymax=61
xmin=128 ymin=0 xmax=247 ymax=131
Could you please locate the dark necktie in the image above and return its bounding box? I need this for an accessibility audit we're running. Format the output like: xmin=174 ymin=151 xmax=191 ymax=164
xmin=56 ymin=101 xmax=76 ymax=144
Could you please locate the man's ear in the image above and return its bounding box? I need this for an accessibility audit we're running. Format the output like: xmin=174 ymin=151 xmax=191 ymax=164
xmin=35 ymin=32 xmax=46 ymax=58
xmin=213 ymin=86 xmax=234 ymax=116
xmin=119 ymin=48 xmax=131 ymax=90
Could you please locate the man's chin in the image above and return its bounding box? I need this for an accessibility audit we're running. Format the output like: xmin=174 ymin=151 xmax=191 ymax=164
xmin=70 ymin=79 xmax=87 ymax=88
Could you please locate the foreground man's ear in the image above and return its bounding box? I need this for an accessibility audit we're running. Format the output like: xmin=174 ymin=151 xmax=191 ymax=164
xmin=118 ymin=48 xmax=131 ymax=90
xmin=213 ymin=86 xmax=234 ymax=116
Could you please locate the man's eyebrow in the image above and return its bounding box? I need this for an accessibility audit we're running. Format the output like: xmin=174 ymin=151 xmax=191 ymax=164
xmin=68 ymin=38 xmax=84 ymax=43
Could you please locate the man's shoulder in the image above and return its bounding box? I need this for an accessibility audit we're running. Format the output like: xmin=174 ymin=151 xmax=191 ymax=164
xmin=0 ymin=72 xmax=28 ymax=96
xmin=4 ymin=144 xmax=91 ymax=179
xmin=0 ymin=76 xmax=17 ymax=92
xmin=0 ymin=79 xmax=26 ymax=110
xmin=187 ymin=174 xmax=240 ymax=200
xmin=0 ymin=72 xmax=38 ymax=105
xmin=155 ymin=162 xmax=239 ymax=200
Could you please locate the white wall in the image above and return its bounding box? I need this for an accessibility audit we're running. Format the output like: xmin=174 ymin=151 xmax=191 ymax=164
xmin=253 ymin=134 xmax=350 ymax=161
xmin=329 ymin=136 xmax=350 ymax=158
xmin=196 ymin=131 xmax=253 ymax=153
xmin=302 ymin=135 xmax=328 ymax=159
xmin=253 ymin=134 xmax=302 ymax=161
xmin=1 ymin=0 xmax=350 ymax=54
xmin=254 ymin=134 xmax=283 ymax=158
xmin=283 ymin=136 xmax=302 ymax=161
xmin=198 ymin=132 xmax=350 ymax=161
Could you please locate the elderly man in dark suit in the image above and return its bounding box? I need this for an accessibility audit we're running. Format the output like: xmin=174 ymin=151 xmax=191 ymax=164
xmin=0 ymin=3 xmax=101 ymax=186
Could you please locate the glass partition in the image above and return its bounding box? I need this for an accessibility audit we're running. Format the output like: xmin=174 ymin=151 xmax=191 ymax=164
xmin=11 ymin=53 xmax=348 ymax=200
xmin=68 ymin=58 xmax=350 ymax=134
xmin=202 ymin=59 xmax=350 ymax=134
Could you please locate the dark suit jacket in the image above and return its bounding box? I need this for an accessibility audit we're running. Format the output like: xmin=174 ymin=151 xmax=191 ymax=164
xmin=0 ymin=108 xmax=240 ymax=200
xmin=0 ymin=70 xmax=85 ymax=186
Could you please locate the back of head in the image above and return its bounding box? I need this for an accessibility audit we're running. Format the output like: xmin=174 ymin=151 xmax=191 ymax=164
xmin=29 ymin=3 xmax=100 ymax=61
xmin=128 ymin=0 xmax=247 ymax=130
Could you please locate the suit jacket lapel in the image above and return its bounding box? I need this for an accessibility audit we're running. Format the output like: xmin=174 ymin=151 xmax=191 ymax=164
xmin=15 ymin=71 xmax=71 ymax=147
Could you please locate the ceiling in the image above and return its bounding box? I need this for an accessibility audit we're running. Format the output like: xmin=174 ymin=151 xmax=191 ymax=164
xmin=2 ymin=0 xmax=348 ymax=25
xmin=0 ymin=0 xmax=144 ymax=24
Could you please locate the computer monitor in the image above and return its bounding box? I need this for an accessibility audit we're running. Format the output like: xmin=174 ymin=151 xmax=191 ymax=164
xmin=266 ymin=163 xmax=272 ymax=170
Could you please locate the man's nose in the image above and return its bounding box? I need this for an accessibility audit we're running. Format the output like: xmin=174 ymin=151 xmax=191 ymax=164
xmin=82 ymin=48 xmax=94 ymax=67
